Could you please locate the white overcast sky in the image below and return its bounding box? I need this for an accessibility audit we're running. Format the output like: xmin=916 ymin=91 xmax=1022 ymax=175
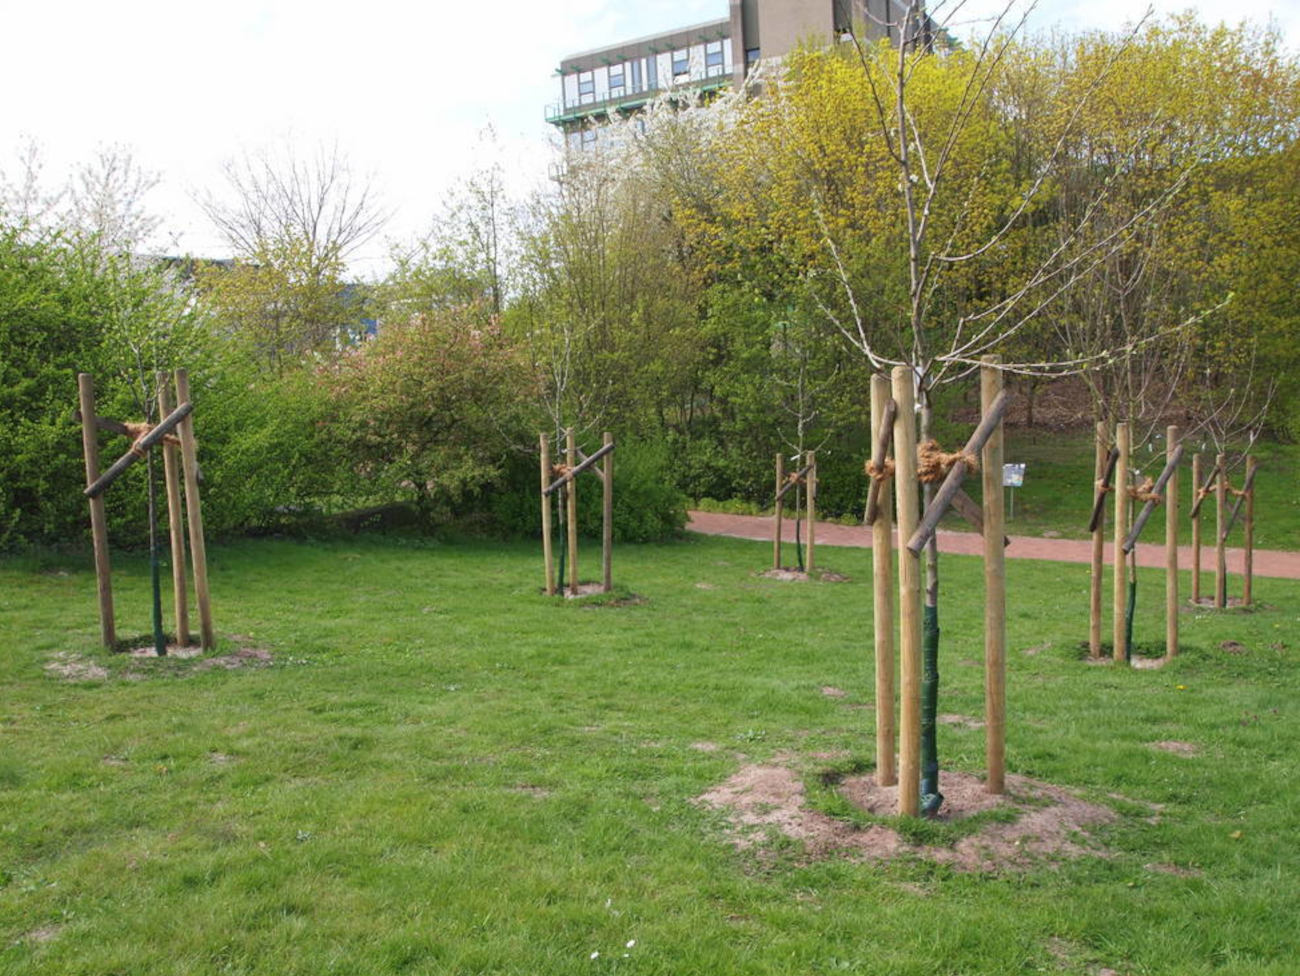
xmin=2 ymin=0 xmax=1295 ymax=277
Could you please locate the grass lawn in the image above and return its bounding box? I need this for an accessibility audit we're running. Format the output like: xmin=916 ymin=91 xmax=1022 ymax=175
xmin=1 ymin=533 xmax=1297 ymax=974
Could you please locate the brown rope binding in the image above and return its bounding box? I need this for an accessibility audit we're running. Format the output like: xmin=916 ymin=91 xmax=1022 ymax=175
xmin=550 ymin=464 xmax=572 ymax=480
xmin=123 ymin=420 xmax=181 ymax=454
xmin=786 ymin=470 xmax=805 ymax=486
xmin=865 ymin=458 xmax=895 ymax=481
xmin=916 ymin=440 xmax=978 ymax=484
xmin=1095 ymin=480 xmax=1113 ymax=494
xmin=1128 ymin=477 xmax=1163 ymax=504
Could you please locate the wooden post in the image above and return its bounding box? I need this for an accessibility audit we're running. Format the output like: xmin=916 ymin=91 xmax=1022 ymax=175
xmin=806 ymin=451 xmax=816 ymax=574
xmin=869 ymin=375 xmax=896 ymax=787
xmin=566 ymin=429 xmax=579 ymax=597
xmin=1165 ymin=426 xmax=1179 ymax=659
xmin=1191 ymin=453 xmax=1202 ymax=604
xmin=981 ymin=357 xmax=1006 ymax=794
xmin=602 ymin=431 xmax=613 ymax=593
xmin=1244 ymin=455 xmax=1255 ymax=606
xmin=78 ymin=373 xmax=115 ymax=649
xmin=891 ymin=366 xmax=921 ymax=817
xmin=1090 ymin=422 xmax=1106 ymax=659
xmin=1112 ymin=422 xmax=1129 ymax=663
xmin=1215 ymin=453 xmax=1227 ymax=609
xmin=773 ymin=453 xmax=784 ymax=570
xmin=173 ymin=369 xmax=214 ymax=651
xmin=158 ymin=374 xmax=190 ymax=646
xmin=540 ymin=434 xmax=555 ymax=595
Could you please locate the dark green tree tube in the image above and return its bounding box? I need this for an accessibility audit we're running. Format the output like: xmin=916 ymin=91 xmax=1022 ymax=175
xmin=920 ymin=604 xmax=943 ymax=815
xmin=1125 ymin=577 xmax=1137 ymax=663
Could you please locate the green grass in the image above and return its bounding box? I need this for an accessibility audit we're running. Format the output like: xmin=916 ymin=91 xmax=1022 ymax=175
xmin=2 ymin=533 xmax=1298 ymax=974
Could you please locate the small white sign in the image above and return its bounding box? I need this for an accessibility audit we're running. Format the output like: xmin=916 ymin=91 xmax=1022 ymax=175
xmin=1003 ymin=463 xmax=1026 ymax=488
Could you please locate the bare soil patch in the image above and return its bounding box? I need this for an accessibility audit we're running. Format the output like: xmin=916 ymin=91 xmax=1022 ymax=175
xmin=760 ymin=568 xmax=810 ymax=582
xmin=938 ymin=713 xmax=985 ymax=730
xmin=820 ymin=686 xmax=847 ymax=699
xmin=45 ymin=643 xmax=272 ymax=682
xmin=1150 ymin=740 xmax=1199 ymax=757
xmin=1130 ymin=655 xmax=1169 ymax=670
xmin=1220 ymin=640 xmax=1248 ymax=654
xmin=696 ymin=762 xmax=1115 ymax=872
xmin=44 ymin=652 xmax=108 ymax=682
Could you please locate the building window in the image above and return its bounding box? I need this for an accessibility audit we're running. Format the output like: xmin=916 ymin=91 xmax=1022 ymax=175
xmin=630 ymin=58 xmax=642 ymax=93
xmin=672 ymin=49 xmax=689 ymax=78
xmin=578 ymin=71 xmax=595 ymax=104
xmin=609 ymin=63 xmax=625 ymax=95
xmin=581 ymin=128 xmax=597 ymax=148
xmin=647 ymin=55 xmax=658 ymax=90
xmin=745 ymin=47 xmax=760 ymax=66
xmin=706 ymin=40 xmax=724 ymax=77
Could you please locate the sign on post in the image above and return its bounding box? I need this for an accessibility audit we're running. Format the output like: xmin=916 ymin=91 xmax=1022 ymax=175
xmin=1002 ymin=463 xmax=1026 ymax=518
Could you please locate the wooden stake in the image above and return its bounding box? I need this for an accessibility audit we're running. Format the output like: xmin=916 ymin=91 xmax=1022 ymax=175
xmin=602 ymin=431 xmax=613 ymax=593
xmin=1089 ymin=422 xmax=1106 ymax=659
xmin=1112 ymin=422 xmax=1129 ymax=663
xmin=1191 ymin=453 xmax=1202 ymax=604
xmin=869 ymin=375 xmax=896 ymax=787
xmin=567 ymin=428 xmax=578 ymax=597
xmin=174 ymin=369 xmax=214 ymax=650
xmin=540 ymin=434 xmax=554 ymax=595
xmin=78 ymin=373 xmax=115 ymax=649
xmin=806 ymin=451 xmax=816 ymax=573
xmin=1244 ymin=456 xmax=1255 ymax=606
xmin=1165 ymin=426 xmax=1179 ymax=659
xmin=891 ymin=366 xmax=921 ymax=817
xmin=773 ymin=453 xmax=784 ymax=570
xmin=981 ymin=357 xmax=1006 ymax=794
xmin=1215 ymin=452 xmax=1227 ymax=609
xmin=158 ymin=374 xmax=190 ymax=646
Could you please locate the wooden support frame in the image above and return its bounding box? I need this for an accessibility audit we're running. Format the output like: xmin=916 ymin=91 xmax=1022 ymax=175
xmin=877 ymin=360 xmax=1009 ymax=814
xmin=538 ymin=428 xmax=616 ymax=596
xmin=76 ymin=369 xmax=212 ymax=651
xmin=771 ymin=454 xmax=817 ymax=572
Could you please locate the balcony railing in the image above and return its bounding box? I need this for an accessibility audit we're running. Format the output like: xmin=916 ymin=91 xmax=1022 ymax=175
xmin=546 ymin=67 xmax=734 ymax=125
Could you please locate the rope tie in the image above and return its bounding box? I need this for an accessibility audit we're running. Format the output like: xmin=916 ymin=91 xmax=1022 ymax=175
xmin=1228 ymin=486 xmax=1248 ymax=498
xmin=1195 ymin=487 xmax=1212 ymax=502
xmin=1095 ymin=480 xmax=1113 ymax=494
xmin=865 ymin=458 xmax=895 ymax=481
xmin=917 ymin=440 xmax=978 ymax=484
xmin=786 ymin=470 xmax=805 ymax=486
xmin=550 ymin=464 xmax=572 ymax=480
xmin=1128 ymin=477 xmax=1163 ymax=504
xmin=122 ymin=420 xmax=181 ymax=450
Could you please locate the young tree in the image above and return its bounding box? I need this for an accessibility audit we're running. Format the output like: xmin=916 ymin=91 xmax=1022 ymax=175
xmin=198 ymin=143 xmax=387 ymax=366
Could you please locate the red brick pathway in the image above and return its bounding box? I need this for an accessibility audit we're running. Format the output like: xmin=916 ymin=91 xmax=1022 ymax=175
xmin=686 ymin=511 xmax=1300 ymax=580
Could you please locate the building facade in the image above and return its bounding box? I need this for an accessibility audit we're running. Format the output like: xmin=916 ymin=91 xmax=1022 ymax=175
xmin=547 ymin=0 xmax=932 ymax=148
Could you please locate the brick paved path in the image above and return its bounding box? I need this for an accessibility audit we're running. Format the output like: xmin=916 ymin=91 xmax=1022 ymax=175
xmin=687 ymin=511 xmax=1300 ymax=580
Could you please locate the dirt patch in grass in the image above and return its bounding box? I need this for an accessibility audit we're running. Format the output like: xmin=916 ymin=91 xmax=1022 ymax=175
xmin=19 ymin=925 xmax=62 ymax=945
xmin=761 ymin=568 xmax=811 ymax=582
xmin=696 ymin=763 xmax=1115 ymax=872
xmin=820 ymin=686 xmax=847 ymax=698
xmin=1220 ymin=640 xmax=1248 ymax=654
xmin=44 ymin=652 xmax=108 ymax=682
xmin=759 ymin=568 xmax=851 ymax=583
xmin=45 ymin=643 xmax=272 ymax=682
xmin=1150 ymin=740 xmax=1199 ymax=757
xmin=938 ymin=713 xmax=985 ymax=730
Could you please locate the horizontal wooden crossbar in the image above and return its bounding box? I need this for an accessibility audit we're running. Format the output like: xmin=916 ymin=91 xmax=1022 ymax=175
xmin=543 ymin=441 xmax=615 ymax=495
xmin=1122 ymin=443 xmax=1185 ymax=553
xmin=906 ymin=389 xmax=1010 ymax=556
xmin=84 ymin=402 xmax=193 ymax=499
